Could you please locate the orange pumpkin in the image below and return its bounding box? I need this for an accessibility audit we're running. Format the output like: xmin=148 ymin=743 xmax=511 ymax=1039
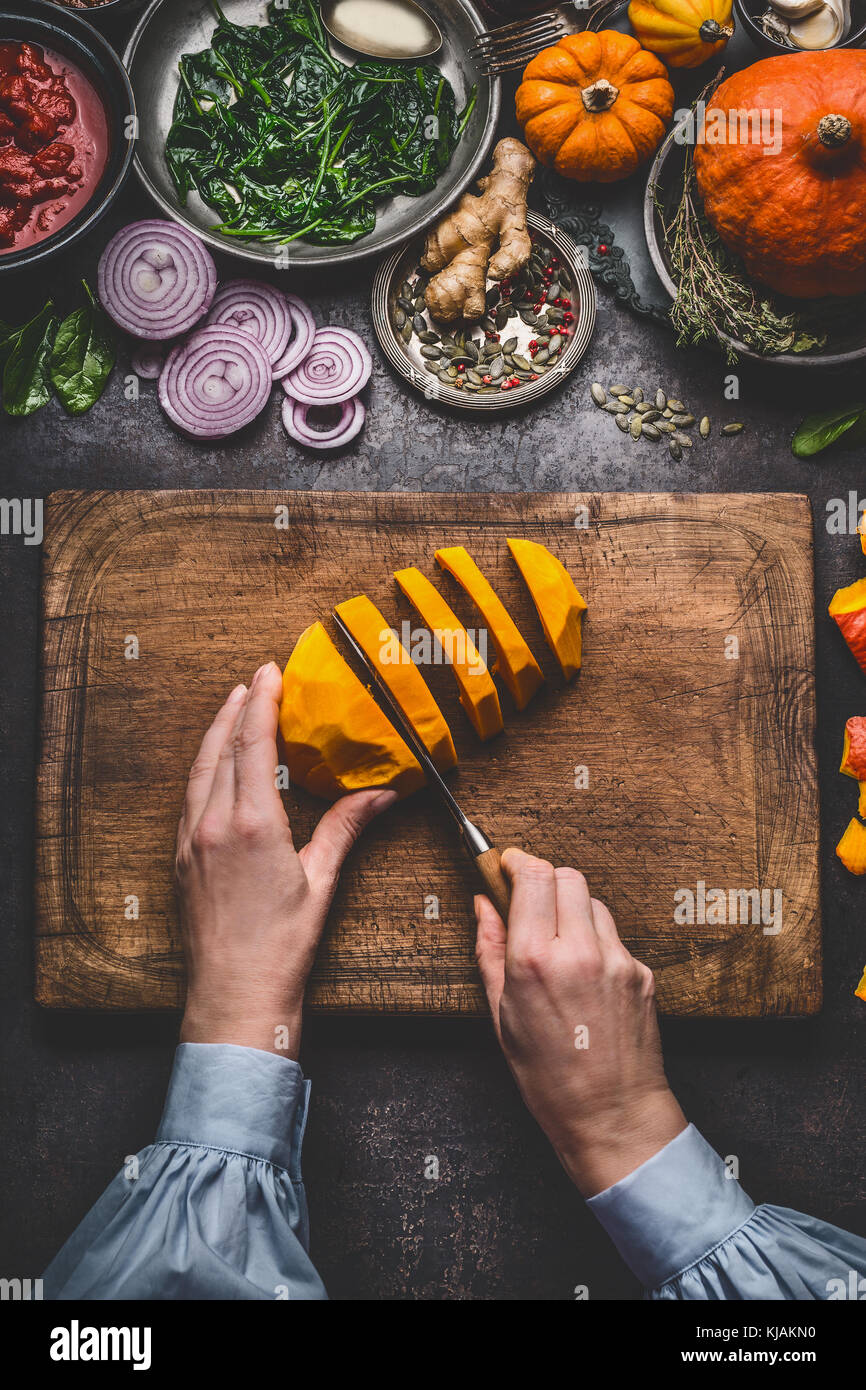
xmin=515 ymin=30 xmax=674 ymax=183
xmin=694 ymin=51 xmax=866 ymax=299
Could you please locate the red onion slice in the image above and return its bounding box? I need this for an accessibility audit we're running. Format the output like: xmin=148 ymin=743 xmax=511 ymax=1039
xmin=281 ymin=327 xmax=372 ymax=405
xmin=282 ymin=395 xmax=366 ymax=450
xmin=98 ymin=220 xmax=217 ymax=340
xmin=158 ymin=326 xmax=272 ymax=439
xmin=131 ymin=343 xmax=166 ymax=380
xmin=205 ymin=279 xmax=292 ymax=372
xmin=272 ymin=294 xmax=316 ymax=380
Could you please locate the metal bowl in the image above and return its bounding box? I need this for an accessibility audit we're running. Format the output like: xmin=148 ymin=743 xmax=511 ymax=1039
xmin=124 ymin=0 xmax=500 ymax=267
xmin=644 ymin=116 xmax=866 ymax=368
xmin=0 ymin=0 xmax=136 ymax=274
xmin=372 ymin=211 xmax=596 ymax=413
xmin=734 ymin=0 xmax=866 ymax=54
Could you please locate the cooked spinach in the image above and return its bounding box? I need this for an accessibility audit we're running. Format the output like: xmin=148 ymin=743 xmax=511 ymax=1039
xmin=50 ymin=280 xmax=116 ymax=416
xmin=165 ymin=0 xmax=476 ymax=246
xmin=3 ymin=301 xmax=57 ymax=418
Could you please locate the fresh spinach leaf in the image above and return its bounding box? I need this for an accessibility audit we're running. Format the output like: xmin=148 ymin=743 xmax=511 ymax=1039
xmin=2 ymin=301 xmax=57 ymax=417
xmin=792 ymin=404 xmax=866 ymax=458
xmin=49 ymin=281 xmax=116 ymax=416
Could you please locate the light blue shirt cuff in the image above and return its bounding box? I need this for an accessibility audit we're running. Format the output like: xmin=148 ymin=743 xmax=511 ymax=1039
xmin=586 ymin=1123 xmax=756 ymax=1289
xmin=157 ymin=1042 xmax=311 ymax=1179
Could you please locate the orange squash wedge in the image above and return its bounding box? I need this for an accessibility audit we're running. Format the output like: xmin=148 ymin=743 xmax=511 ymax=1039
xmin=839 ymin=716 xmax=866 ymax=817
xmin=507 ymin=537 xmax=587 ymax=680
xmin=334 ymin=594 xmax=457 ymax=772
xmin=279 ymin=621 xmax=424 ymax=800
xmin=836 ymin=816 xmax=866 ymax=875
xmin=829 ymin=577 xmax=866 ymax=674
xmin=856 ymin=966 xmax=866 ymax=1003
xmin=435 ymin=546 xmax=544 ymax=711
xmin=394 ymin=566 xmax=504 ymax=741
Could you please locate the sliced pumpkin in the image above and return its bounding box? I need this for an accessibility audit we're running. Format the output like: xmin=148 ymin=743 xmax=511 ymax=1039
xmin=435 ymin=546 xmax=544 ymax=711
xmin=839 ymin=717 xmax=866 ymax=816
xmin=859 ymin=512 xmax=866 ymax=557
xmin=836 ymin=816 xmax=866 ymax=875
xmin=334 ymin=594 xmax=457 ymax=772
xmin=855 ymin=966 xmax=866 ymax=1003
xmin=279 ymin=621 xmax=424 ymax=801
xmin=829 ymin=578 xmax=866 ymax=674
xmin=394 ymin=566 xmax=504 ymax=741
xmin=507 ymin=537 xmax=587 ymax=680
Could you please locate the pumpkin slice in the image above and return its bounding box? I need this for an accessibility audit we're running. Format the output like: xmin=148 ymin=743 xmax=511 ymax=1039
xmin=435 ymin=546 xmax=544 ymax=711
xmin=394 ymin=566 xmax=504 ymax=741
xmin=279 ymin=621 xmax=424 ymax=801
xmin=839 ymin=716 xmax=866 ymax=817
xmin=829 ymin=578 xmax=866 ymax=674
xmin=836 ymin=817 xmax=866 ymax=875
xmin=507 ymin=537 xmax=587 ymax=680
xmin=859 ymin=512 xmax=866 ymax=558
xmin=334 ymin=594 xmax=457 ymax=772
xmin=855 ymin=966 xmax=866 ymax=1003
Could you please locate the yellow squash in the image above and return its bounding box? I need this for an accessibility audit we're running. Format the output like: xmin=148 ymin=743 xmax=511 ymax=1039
xmin=435 ymin=546 xmax=545 ymax=711
xmin=334 ymin=594 xmax=457 ymax=772
xmin=394 ymin=566 xmax=504 ymax=741
xmin=836 ymin=816 xmax=866 ymax=875
xmin=279 ymin=621 xmax=424 ymax=800
xmin=627 ymin=0 xmax=734 ymax=69
xmin=507 ymin=537 xmax=587 ymax=680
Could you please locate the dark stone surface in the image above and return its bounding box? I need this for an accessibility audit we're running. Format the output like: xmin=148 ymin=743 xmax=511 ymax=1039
xmin=0 ymin=10 xmax=864 ymax=1300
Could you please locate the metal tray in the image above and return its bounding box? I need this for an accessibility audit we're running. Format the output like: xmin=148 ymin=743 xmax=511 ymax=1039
xmin=372 ymin=210 xmax=596 ymax=412
xmin=124 ymin=0 xmax=499 ymax=267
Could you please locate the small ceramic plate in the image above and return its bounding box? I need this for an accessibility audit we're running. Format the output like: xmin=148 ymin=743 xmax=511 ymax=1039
xmin=371 ymin=210 xmax=596 ymax=413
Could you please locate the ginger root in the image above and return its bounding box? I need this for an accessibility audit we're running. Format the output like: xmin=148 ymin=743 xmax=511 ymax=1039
xmin=422 ymin=138 xmax=536 ymax=324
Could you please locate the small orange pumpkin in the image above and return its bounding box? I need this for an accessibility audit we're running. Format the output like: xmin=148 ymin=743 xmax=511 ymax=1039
xmin=694 ymin=51 xmax=866 ymax=299
xmin=515 ymin=30 xmax=674 ymax=184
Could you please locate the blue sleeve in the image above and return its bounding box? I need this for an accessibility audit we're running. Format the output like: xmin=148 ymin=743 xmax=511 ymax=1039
xmin=43 ymin=1043 xmax=327 ymax=1301
xmin=586 ymin=1123 xmax=866 ymax=1300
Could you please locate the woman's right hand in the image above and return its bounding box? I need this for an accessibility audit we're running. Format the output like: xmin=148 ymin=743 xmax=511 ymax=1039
xmin=475 ymin=849 xmax=687 ymax=1197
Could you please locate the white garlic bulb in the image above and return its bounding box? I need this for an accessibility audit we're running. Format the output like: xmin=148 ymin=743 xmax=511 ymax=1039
xmin=769 ymin=0 xmax=824 ymax=17
xmin=789 ymin=0 xmax=851 ymax=46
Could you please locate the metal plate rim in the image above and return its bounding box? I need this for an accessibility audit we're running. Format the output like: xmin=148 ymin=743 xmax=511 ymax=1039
xmin=371 ymin=210 xmax=597 ymax=413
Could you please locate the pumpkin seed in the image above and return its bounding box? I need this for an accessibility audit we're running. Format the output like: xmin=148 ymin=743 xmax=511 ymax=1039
xmin=547 ymin=281 xmax=561 ymax=300
xmin=412 ymin=314 xmax=426 ymax=336
xmin=394 ymin=307 xmax=406 ymax=329
xmin=669 ymin=439 xmax=683 ymax=461
xmin=418 ymin=330 xmax=439 ymax=345
xmin=671 ymin=413 xmax=695 ymax=428
xmin=662 ymin=407 xmax=673 ymax=419
xmin=463 ymin=381 xmax=482 ymax=392
xmin=667 ymin=399 xmax=686 ymax=413
xmin=655 ymin=389 xmax=667 ymax=410
xmin=485 ymin=287 xmax=501 ymax=309
xmin=633 ymin=388 xmax=644 ymax=404
xmin=657 ymin=420 xmax=675 ymax=433
xmin=446 ymin=365 xmax=458 ymax=379
xmin=502 ymin=337 xmax=518 ymax=354
xmin=722 ymin=422 xmax=744 ymax=435
xmin=535 ymin=334 xmax=550 ymax=346
xmin=424 ymin=361 xmax=439 ymax=374
xmin=615 ymin=413 xmax=630 ymax=433
xmin=490 ymin=357 xmax=505 ymax=379
xmin=610 ymin=383 xmax=629 ymax=396
xmin=519 ymin=312 xmax=538 ymax=327
xmin=467 ymin=368 xmax=483 ymax=385
xmin=397 ymin=296 xmax=414 ymax=315
xmin=636 ymin=402 xmax=656 ymax=416
xmin=699 ymin=416 xmax=711 ymax=438
xmin=629 ymin=415 xmax=642 ymax=440
xmin=495 ymin=307 xmax=510 ymax=330
xmin=517 ymin=300 xmax=534 ymax=311
xmin=437 ymin=370 xmax=452 ymax=384
xmin=642 ymin=423 xmax=661 ymax=440
xmin=535 ymin=314 xmax=549 ymax=331
xmin=414 ymin=296 xmax=426 ymax=314
xmin=481 ymin=316 xmax=496 ymax=334
xmin=401 ymin=321 xmax=413 ymax=343
xmin=532 ymin=348 xmax=548 ymax=365
xmin=463 ymin=342 xmax=479 ymax=362
xmin=512 ymin=354 xmax=533 ymax=371
xmin=591 ymin=383 xmax=607 ymax=406
xmin=421 ymin=344 xmax=441 ymax=360
xmin=604 ymin=401 xmax=630 ymax=415
xmin=673 ymin=431 xmax=693 ymax=448
xmin=400 ymin=281 xmax=413 ymax=299
xmin=548 ymin=333 xmax=562 ymax=355
xmin=546 ymin=308 xmax=564 ymax=324
xmin=617 ymin=394 xmax=636 ymax=407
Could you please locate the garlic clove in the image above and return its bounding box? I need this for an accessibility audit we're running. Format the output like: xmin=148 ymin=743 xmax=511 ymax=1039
xmin=789 ymin=0 xmax=851 ymax=46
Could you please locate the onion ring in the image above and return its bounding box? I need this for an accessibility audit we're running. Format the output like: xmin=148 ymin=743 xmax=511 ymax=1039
xmin=281 ymin=326 xmax=372 ymax=405
xmin=131 ymin=343 xmax=167 ymax=380
xmin=205 ymin=279 xmax=292 ymax=372
xmin=282 ymin=395 xmax=366 ymax=450
xmin=158 ymin=326 xmax=271 ymax=439
xmin=272 ymin=294 xmax=316 ymax=380
xmin=98 ymin=220 xmax=217 ymax=340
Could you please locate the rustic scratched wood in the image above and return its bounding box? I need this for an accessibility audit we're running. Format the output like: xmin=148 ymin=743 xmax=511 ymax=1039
xmin=35 ymin=490 xmax=820 ymax=1016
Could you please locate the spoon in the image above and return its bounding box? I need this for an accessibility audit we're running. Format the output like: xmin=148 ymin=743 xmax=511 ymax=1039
xmin=320 ymin=0 xmax=443 ymax=59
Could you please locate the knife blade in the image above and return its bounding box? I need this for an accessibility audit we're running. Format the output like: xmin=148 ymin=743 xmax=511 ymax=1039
xmin=332 ymin=611 xmax=511 ymax=921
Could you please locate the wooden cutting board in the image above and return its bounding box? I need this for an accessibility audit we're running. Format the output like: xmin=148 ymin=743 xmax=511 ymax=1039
xmin=35 ymin=490 xmax=820 ymax=1016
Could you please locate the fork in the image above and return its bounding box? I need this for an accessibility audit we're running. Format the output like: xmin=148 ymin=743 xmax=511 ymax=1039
xmin=469 ymin=0 xmax=628 ymax=77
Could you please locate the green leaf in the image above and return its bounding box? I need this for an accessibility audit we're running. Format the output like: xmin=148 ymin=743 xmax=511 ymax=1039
xmin=2 ymin=301 xmax=57 ymax=417
xmin=792 ymin=403 xmax=866 ymax=459
xmin=49 ymin=281 xmax=116 ymax=416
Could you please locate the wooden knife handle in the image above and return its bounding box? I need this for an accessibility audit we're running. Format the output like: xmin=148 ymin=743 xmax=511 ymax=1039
xmin=474 ymin=846 xmax=511 ymax=922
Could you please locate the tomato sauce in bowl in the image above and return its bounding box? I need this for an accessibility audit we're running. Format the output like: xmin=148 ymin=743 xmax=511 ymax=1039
xmin=0 ymin=38 xmax=107 ymax=253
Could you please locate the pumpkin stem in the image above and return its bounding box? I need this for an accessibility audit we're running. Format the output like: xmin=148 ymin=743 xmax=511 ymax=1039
xmin=581 ymin=78 xmax=619 ymax=113
xmin=817 ymin=113 xmax=852 ymax=148
xmin=699 ymin=19 xmax=734 ymax=42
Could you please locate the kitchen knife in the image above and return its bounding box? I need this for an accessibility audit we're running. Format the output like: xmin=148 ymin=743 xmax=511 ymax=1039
xmin=332 ymin=611 xmax=511 ymax=922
